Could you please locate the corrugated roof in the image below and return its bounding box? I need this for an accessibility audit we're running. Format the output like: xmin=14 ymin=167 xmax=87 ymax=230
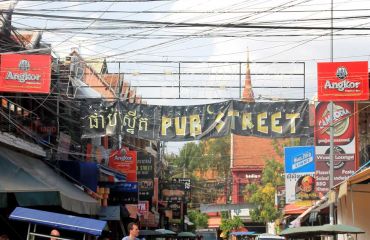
xmin=346 ymin=167 xmax=370 ymax=185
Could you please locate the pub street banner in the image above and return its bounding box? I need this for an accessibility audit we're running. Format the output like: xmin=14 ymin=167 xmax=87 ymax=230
xmin=81 ymin=100 xmax=309 ymax=141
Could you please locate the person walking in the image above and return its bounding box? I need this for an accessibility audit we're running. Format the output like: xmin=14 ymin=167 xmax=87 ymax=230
xmin=122 ymin=223 xmax=140 ymax=240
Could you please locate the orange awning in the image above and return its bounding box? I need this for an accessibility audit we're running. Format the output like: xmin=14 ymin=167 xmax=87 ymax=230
xmin=208 ymin=216 xmax=222 ymax=228
xmin=283 ymin=203 xmax=310 ymax=215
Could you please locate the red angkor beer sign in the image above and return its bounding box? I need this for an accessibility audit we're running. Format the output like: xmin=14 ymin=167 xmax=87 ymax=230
xmin=317 ymin=61 xmax=368 ymax=101
xmin=109 ymin=146 xmax=137 ymax=182
xmin=0 ymin=54 xmax=51 ymax=94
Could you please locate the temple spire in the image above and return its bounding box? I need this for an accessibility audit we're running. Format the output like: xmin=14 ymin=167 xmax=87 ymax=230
xmin=242 ymin=48 xmax=254 ymax=102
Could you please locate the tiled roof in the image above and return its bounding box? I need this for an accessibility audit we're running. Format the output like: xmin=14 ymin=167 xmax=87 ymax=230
xmin=232 ymin=135 xmax=285 ymax=168
xmin=102 ymin=74 xmax=120 ymax=89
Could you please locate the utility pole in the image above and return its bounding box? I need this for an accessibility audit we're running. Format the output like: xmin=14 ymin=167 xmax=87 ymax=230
xmin=329 ymin=0 xmax=335 ymax=226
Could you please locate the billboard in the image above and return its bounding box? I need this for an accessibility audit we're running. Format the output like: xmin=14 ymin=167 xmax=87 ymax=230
xmin=317 ymin=61 xmax=369 ymax=101
xmin=0 ymin=54 xmax=51 ymax=93
xmin=314 ymin=102 xmax=356 ymax=195
xmin=285 ymin=146 xmax=318 ymax=203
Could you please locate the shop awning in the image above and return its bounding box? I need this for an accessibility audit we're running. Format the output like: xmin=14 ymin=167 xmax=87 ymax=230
xmin=0 ymin=145 xmax=99 ymax=215
xmin=99 ymin=164 xmax=127 ymax=183
xmin=200 ymin=203 xmax=255 ymax=213
xmin=98 ymin=206 xmax=120 ymax=221
xmin=207 ymin=216 xmax=222 ymax=228
xmin=9 ymin=207 xmax=107 ymax=236
xmin=289 ymin=197 xmax=328 ymax=227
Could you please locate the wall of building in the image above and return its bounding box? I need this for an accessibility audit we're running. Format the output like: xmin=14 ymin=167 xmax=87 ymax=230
xmin=337 ymin=184 xmax=370 ymax=240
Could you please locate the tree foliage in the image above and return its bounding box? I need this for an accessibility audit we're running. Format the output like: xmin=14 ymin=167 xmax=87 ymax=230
xmin=219 ymin=216 xmax=243 ymax=239
xmin=188 ymin=210 xmax=209 ymax=229
xmin=200 ymin=136 xmax=231 ymax=179
xmin=244 ymin=158 xmax=284 ymax=223
xmin=164 ymin=137 xmax=231 ymax=207
xmin=176 ymin=142 xmax=202 ymax=177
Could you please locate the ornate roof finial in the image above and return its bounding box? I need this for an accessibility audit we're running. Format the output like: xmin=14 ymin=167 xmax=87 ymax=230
xmin=242 ymin=47 xmax=254 ymax=102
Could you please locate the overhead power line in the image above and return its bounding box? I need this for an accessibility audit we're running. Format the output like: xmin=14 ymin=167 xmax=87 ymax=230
xmin=12 ymin=8 xmax=370 ymax=13
xmin=7 ymin=11 xmax=370 ymax=31
xmin=16 ymin=0 xmax=173 ymax=2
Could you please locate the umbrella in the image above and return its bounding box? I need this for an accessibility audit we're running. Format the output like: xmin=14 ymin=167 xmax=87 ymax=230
xmin=280 ymin=224 xmax=365 ymax=237
xmin=230 ymin=232 xmax=256 ymax=236
xmin=139 ymin=230 xmax=162 ymax=237
xmin=177 ymin=232 xmax=196 ymax=238
xmin=155 ymin=229 xmax=176 ymax=235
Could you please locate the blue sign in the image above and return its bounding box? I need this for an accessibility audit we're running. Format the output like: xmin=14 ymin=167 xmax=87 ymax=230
xmin=285 ymin=146 xmax=315 ymax=173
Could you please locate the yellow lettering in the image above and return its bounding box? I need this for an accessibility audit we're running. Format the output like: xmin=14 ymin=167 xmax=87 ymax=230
xmin=242 ymin=112 xmax=254 ymax=130
xmin=161 ymin=116 xmax=172 ymax=136
xmin=228 ymin=110 xmax=240 ymax=117
xmin=257 ymin=112 xmax=268 ymax=134
xmin=189 ymin=114 xmax=201 ymax=136
xmin=215 ymin=112 xmax=225 ymax=132
xmin=175 ymin=117 xmax=187 ymax=136
xmin=271 ymin=112 xmax=282 ymax=133
xmin=286 ymin=113 xmax=300 ymax=133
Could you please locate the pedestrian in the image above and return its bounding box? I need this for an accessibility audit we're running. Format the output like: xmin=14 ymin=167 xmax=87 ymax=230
xmin=50 ymin=229 xmax=60 ymax=240
xmin=122 ymin=222 xmax=140 ymax=240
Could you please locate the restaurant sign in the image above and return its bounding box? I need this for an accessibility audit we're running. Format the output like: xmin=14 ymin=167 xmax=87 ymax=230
xmin=314 ymin=102 xmax=356 ymax=195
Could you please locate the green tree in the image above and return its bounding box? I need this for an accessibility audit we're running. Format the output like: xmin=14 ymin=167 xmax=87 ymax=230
xmin=244 ymin=158 xmax=284 ymax=223
xmin=174 ymin=142 xmax=202 ymax=178
xmin=188 ymin=210 xmax=209 ymax=229
xmin=200 ymin=136 xmax=231 ymax=179
xmin=219 ymin=216 xmax=243 ymax=239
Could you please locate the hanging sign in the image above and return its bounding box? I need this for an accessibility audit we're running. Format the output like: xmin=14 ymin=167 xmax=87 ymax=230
xmin=81 ymin=100 xmax=309 ymax=141
xmin=314 ymin=101 xmax=356 ymax=195
xmin=108 ymin=146 xmax=137 ymax=182
xmin=0 ymin=54 xmax=51 ymax=94
xmin=317 ymin=61 xmax=369 ymax=101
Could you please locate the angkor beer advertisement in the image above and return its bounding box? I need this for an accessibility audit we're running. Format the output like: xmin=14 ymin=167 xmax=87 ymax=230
xmin=108 ymin=146 xmax=137 ymax=182
xmin=284 ymin=146 xmax=318 ymax=203
xmin=317 ymin=61 xmax=369 ymax=101
xmin=0 ymin=54 xmax=51 ymax=94
xmin=314 ymin=101 xmax=356 ymax=195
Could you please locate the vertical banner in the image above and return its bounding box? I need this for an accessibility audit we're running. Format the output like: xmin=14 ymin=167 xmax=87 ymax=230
xmin=137 ymin=152 xmax=154 ymax=202
xmin=108 ymin=146 xmax=137 ymax=182
xmin=314 ymin=102 xmax=356 ymax=196
xmin=284 ymin=146 xmax=317 ymax=203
